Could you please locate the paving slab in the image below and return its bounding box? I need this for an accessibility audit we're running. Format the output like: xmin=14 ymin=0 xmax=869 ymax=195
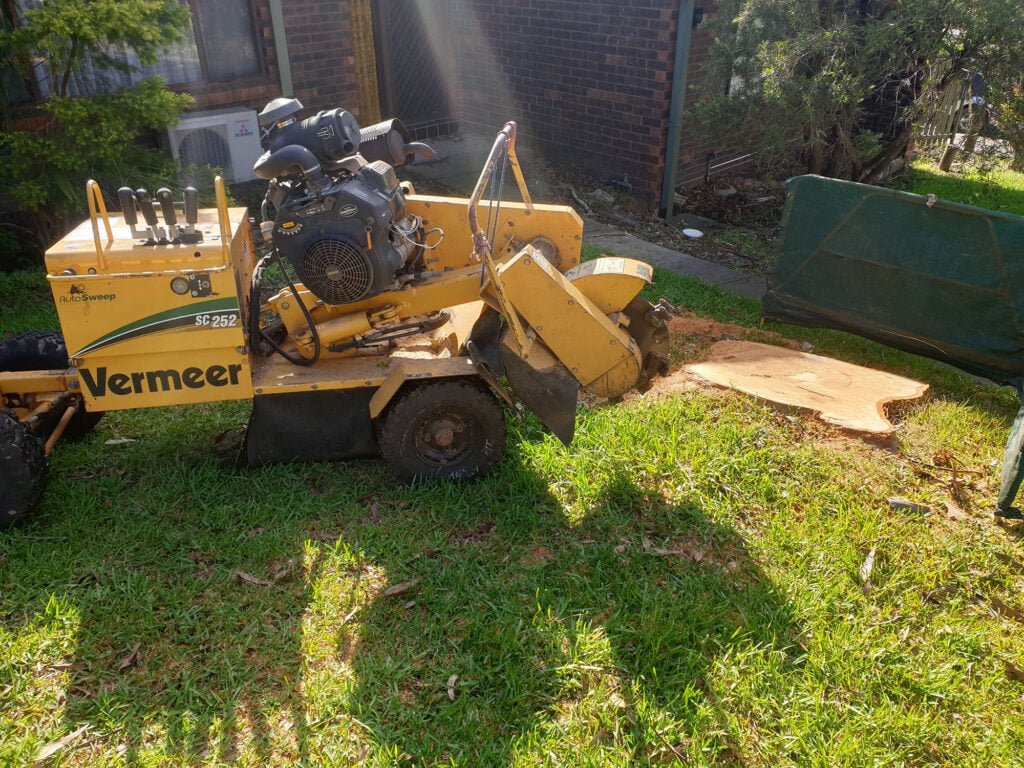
xmin=583 ymin=219 xmax=766 ymax=300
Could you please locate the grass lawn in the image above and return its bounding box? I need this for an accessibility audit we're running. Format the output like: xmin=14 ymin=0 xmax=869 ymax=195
xmin=1 ymin=263 xmax=1023 ymax=767
xmin=908 ymin=155 xmax=1024 ymax=216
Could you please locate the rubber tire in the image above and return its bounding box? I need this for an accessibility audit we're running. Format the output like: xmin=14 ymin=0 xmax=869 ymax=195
xmin=377 ymin=379 xmax=506 ymax=483
xmin=0 ymin=330 xmax=103 ymax=438
xmin=0 ymin=409 xmax=48 ymax=530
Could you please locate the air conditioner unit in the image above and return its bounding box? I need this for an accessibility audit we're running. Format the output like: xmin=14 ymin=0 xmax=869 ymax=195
xmin=166 ymin=108 xmax=263 ymax=183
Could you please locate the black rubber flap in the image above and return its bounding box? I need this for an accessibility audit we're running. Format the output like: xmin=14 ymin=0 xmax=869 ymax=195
xmin=499 ymin=341 xmax=579 ymax=445
xmin=245 ymin=389 xmax=379 ymax=466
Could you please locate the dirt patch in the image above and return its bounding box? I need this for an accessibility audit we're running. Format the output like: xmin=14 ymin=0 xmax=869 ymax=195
xmin=636 ymin=312 xmax=798 ymax=400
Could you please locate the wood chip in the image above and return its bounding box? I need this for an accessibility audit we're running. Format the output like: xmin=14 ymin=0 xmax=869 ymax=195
xmin=944 ymin=500 xmax=969 ymax=521
xmin=382 ymin=577 xmax=422 ymax=598
xmin=447 ymin=674 xmax=458 ymax=701
xmin=860 ymin=546 xmax=876 ymax=595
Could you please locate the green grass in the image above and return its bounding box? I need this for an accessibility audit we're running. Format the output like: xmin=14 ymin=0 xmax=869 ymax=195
xmin=907 ymin=158 xmax=1024 ymax=217
xmin=2 ymin=269 xmax=1024 ymax=766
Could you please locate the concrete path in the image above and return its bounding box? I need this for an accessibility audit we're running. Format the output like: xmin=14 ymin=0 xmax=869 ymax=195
xmin=401 ymin=132 xmax=767 ymax=300
xmin=582 ymin=217 xmax=767 ymax=300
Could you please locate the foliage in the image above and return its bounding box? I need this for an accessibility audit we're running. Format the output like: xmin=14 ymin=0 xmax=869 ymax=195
xmin=0 ymin=0 xmax=194 ymax=267
xmin=990 ymin=78 xmax=1024 ymax=172
xmin=3 ymin=0 xmax=189 ymax=100
xmin=694 ymin=0 xmax=1024 ymax=182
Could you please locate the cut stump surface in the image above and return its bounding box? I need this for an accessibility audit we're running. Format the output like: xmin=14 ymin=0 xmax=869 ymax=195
xmin=686 ymin=340 xmax=929 ymax=434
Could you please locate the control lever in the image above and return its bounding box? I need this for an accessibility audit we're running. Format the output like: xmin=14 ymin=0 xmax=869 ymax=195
xmin=135 ymin=188 xmax=166 ymax=242
xmin=116 ymin=185 xmax=203 ymax=245
xmin=118 ymin=186 xmax=161 ymax=242
xmin=178 ymin=187 xmax=203 ymax=244
xmin=184 ymin=187 xmax=198 ymax=226
xmin=157 ymin=188 xmax=177 ymax=227
xmin=118 ymin=187 xmax=138 ymax=226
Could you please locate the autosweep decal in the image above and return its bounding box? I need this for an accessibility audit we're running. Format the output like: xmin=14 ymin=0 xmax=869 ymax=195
xmin=71 ymin=298 xmax=241 ymax=357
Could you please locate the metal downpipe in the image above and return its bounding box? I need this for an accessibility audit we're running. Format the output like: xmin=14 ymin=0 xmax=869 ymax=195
xmin=268 ymin=0 xmax=294 ymax=97
xmin=660 ymin=0 xmax=695 ymax=221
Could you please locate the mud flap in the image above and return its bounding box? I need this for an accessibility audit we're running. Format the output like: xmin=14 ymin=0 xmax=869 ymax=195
xmin=245 ymin=389 xmax=380 ymax=466
xmin=499 ymin=333 xmax=579 ymax=445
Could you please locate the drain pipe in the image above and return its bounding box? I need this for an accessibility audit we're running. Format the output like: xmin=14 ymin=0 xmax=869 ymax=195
xmin=268 ymin=0 xmax=294 ymax=97
xmin=660 ymin=0 xmax=695 ymax=221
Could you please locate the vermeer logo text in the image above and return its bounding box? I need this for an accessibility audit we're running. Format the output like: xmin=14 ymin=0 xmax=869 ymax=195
xmin=80 ymin=364 xmax=244 ymax=397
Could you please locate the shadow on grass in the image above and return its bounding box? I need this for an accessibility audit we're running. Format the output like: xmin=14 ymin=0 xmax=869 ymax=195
xmin=0 ymin=405 xmax=799 ymax=765
xmin=343 ymin=458 xmax=799 ymax=764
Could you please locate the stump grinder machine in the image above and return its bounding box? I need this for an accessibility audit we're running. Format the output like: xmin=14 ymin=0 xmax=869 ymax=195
xmin=0 ymin=99 xmax=669 ymax=528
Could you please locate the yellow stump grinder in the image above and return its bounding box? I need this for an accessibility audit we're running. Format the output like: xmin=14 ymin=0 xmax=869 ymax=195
xmin=0 ymin=99 xmax=669 ymax=528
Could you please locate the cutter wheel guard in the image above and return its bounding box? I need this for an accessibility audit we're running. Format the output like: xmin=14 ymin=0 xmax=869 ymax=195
xmin=0 ymin=100 xmax=669 ymax=528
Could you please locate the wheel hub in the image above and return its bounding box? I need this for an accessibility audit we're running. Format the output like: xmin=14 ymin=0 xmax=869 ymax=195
xmin=418 ymin=414 xmax=469 ymax=463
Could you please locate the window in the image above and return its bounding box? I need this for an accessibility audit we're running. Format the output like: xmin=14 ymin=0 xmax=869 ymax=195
xmin=187 ymin=0 xmax=260 ymax=82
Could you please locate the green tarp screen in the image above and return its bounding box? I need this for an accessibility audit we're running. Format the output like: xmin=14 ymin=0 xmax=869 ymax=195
xmin=764 ymin=175 xmax=1024 ymax=513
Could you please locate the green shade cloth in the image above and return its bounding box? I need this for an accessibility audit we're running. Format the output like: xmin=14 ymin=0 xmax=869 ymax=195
xmin=764 ymin=175 xmax=1024 ymax=511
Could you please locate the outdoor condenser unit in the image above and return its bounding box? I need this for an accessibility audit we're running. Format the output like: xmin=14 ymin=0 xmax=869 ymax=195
xmin=166 ymin=108 xmax=262 ymax=183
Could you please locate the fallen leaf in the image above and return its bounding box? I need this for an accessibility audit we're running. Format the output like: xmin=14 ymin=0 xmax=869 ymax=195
xmin=117 ymin=643 xmax=141 ymax=671
xmin=1004 ymin=659 xmax=1024 ymax=684
xmin=236 ymin=570 xmax=274 ymax=587
xmin=523 ymin=546 xmax=554 ymax=565
xmin=648 ymin=548 xmax=684 ymax=557
xmin=192 ymin=563 xmax=216 ymax=580
xmin=447 ymin=674 xmax=458 ymax=701
xmin=358 ymin=500 xmax=384 ymax=525
xmin=33 ymin=724 xmax=89 ymax=765
xmin=269 ymin=558 xmax=299 ymax=582
xmin=614 ymin=544 xmax=628 ymax=554
xmin=924 ymin=583 xmax=960 ymax=604
xmin=888 ymin=497 xmax=931 ymax=515
xmin=995 ymin=552 xmax=1024 ymax=576
xmin=448 ymin=522 xmax=496 ymax=545
xmin=860 ymin=546 xmax=876 ymax=595
xmin=103 ymin=438 xmax=135 ymax=445
xmin=988 ymin=595 xmax=1024 ymax=624
xmin=382 ymin=577 xmax=422 ymax=598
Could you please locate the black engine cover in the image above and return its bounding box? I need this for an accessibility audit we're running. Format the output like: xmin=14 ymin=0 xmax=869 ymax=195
xmin=271 ymin=161 xmax=407 ymax=305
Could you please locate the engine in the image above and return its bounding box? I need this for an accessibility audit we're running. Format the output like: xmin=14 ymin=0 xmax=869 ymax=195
xmin=254 ymin=98 xmax=435 ymax=305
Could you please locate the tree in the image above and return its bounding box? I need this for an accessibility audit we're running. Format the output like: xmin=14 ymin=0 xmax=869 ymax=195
xmin=0 ymin=0 xmax=193 ymax=263
xmin=694 ymin=0 xmax=1024 ymax=181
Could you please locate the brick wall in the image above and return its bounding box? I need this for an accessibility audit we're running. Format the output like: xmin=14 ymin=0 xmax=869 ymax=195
xmin=447 ymin=0 xmax=753 ymax=205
